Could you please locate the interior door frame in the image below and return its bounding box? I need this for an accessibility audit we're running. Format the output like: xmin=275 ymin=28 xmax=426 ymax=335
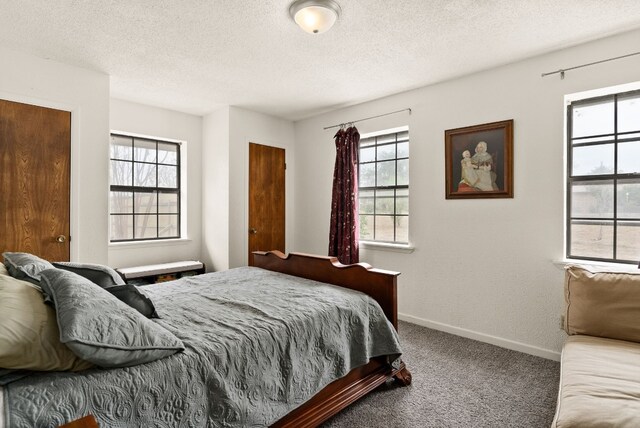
xmin=0 ymin=91 xmax=80 ymax=260
xmin=243 ymin=138 xmax=289 ymax=266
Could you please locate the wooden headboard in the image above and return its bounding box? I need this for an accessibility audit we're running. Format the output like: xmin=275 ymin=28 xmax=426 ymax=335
xmin=252 ymin=251 xmax=400 ymax=329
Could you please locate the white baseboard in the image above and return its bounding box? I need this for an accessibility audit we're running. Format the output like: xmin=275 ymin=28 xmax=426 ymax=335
xmin=399 ymin=313 xmax=561 ymax=361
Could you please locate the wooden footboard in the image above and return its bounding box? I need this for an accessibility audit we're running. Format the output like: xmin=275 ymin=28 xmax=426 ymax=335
xmin=252 ymin=250 xmax=400 ymax=329
xmin=252 ymin=251 xmax=410 ymax=427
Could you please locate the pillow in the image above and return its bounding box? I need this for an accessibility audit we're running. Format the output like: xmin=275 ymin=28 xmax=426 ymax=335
xmin=52 ymin=262 xmax=125 ymax=287
xmin=0 ymin=262 xmax=8 ymax=276
xmin=2 ymin=252 xmax=53 ymax=287
xmin=53 ymin=262 xmax=158 ymax=318
xmin=0 ymin=273 xmax=93 ymax=372
xmin=564 ymin=265 xmax=640 ymax=343
xmin=105 ymin=284 xmax=159 ymax=318
xmin=39 ymin=269 xmax=184 ymax=368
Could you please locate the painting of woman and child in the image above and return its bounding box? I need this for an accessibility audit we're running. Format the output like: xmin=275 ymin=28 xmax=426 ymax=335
xmin=445 ymin=120 xmax=514 ymax=199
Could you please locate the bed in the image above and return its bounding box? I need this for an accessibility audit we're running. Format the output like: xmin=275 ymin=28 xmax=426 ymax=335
xmin=0 ymin=250 xmax=411 ymax=427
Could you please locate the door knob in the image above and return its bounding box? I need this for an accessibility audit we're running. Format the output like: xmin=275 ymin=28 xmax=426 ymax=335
xmin=56 ymin=235 xmax=67 ymax=243
xmin=249 ymin=228 xmax=258 ymax=235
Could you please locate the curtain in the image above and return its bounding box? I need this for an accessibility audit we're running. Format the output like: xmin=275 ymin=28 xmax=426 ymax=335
xmin=329 ymin=126 xmax=360 ymax=264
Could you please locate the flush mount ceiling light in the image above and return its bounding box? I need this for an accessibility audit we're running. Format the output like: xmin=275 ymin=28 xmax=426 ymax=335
xmin=289 ymin=0 xmax=341 ymax=34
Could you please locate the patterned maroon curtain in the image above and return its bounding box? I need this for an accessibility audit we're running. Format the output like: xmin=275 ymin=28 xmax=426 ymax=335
xmin=329 ymin=126 xmax=360 ymax=264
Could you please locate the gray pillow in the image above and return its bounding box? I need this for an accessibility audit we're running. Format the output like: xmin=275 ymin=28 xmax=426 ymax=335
xmin=53 ymin=262 xmax=159 ymax=318
xmin=2 ymin=252 xmax=54 ymax=286
xmin=52 ymin=262 xmax=125 ymax=287
xmin=39 ymin=269 xmax=184 ymax=368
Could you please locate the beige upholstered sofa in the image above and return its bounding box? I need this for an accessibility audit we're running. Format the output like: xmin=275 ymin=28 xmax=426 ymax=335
xmin=552 ymin=266 xmax=640 ymax=427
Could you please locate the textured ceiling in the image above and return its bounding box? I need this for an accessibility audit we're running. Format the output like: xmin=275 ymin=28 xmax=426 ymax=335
xmin=1 ymin=1 xmax=640 ymax=121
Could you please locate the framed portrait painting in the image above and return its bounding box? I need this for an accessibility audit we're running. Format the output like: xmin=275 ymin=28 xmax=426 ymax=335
xmin=445 ymin=119 xmax=513 ymax=199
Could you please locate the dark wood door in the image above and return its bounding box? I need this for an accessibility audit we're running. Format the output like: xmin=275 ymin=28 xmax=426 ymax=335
xmin=0 ymin=99 xmax=71 ymax=261
xmin=248 ymin=143 xmax=285 ymax=266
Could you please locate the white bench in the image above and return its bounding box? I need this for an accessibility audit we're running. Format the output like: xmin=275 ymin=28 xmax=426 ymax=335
xmin=116 ymin=260 xmax=205 ymax=284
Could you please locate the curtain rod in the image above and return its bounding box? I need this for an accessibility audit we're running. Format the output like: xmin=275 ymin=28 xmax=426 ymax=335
xmin=323 ymin=108 xmax=412 ymax=130
xmin=541 ymin=51 xmax=640 ymax=79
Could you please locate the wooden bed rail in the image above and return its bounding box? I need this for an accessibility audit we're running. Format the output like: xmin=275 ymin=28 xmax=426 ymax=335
xmin=252 ymin=251 xmax=400 ymax=329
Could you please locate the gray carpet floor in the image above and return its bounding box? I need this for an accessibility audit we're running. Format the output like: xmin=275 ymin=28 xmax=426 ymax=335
xmin=322 ymin=321 xmax=560 ymax=428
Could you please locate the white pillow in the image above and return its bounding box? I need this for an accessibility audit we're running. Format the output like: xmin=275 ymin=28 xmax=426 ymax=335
xmin=0 ymin=273 xmax=93 ymax=371
xmin=0 ymin=262 xmax=8 ymax=276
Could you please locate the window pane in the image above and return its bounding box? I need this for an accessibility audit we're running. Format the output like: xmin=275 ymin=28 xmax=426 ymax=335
xmin=359 ymin=190 xmax=374 ymax=215
xmin=572 ymin=98 xmax=614 ymax=138
xmin=359 ymin=163 xmax=376 ymax=187
xmin=110 ymin=191 xmax=132 ymax=214
xmin=396 ymin=216 xmax=409 ymax=243
xmin=397 ymin=131 xmax=409 ymax=142
xmin=360 ymin=147 xmax=375 ymax=163
xmin=617 ymin=221 xmax=640 ymax=261
xmin=360 ymin=215 xmax=374 ymax=240
xmin=110 ymin=136 xmax=132 ymax=160
xmin=570 ymin=220 xmax=613 ymax=259
xmin=134 ymin=192 xmax=157 ymax=214
xmin=359 ymin=137 xmax=375 ymax=147
xmin=618 ymin=141 xmax=640 ymax=174
xmin=110 ymin=215 xmax=133 ymax=240
xmin=158 ymin=165 xmax=178 ymax=188
xmin=397 ymin=142 xmax=409 ymax=158
xmin=572 ymin=144 xmax=614 ymax=176
xmin=159 ymin=215 xmax=179 ymax=238
xmin=571 ymin=135 xmax=614 ymax=144
xmin=134 ymin=139 xmax=157 ymax=163
xmin=571 ymin=180 xmax=613 ymax=218
xmin=376 ymin=161 xmax=396 ymax=186
xmin=397 ymin=159 xmax=409 ymax=186
xmin=159 ymin=193 xmax=179 ymax=214
xmin=375 ymin=189 xmax=394 ymax=214
xmin=157 ymin=142 xmax=178 ymax=165
xmin=618 ymin=93 xmax=640 ymax=133
xmin=620 ymin=132 xmax=640 ymax=143
xmin=134 ymin=215 xmax=157 ymax=239
xmin=376 ymin=133 xmax=395 ymax=144
xmin=375 ymin=216 xmax=395 ymax=242
xmin=134 ymin=163 xmax=157 ymax=187
xmin=377 ymin=144 xmax=395 ymax=161
xmin=110 ymin=160 xmax=132 ymax=186
xmin=396 ymin=188 xmax=409 ymax=214
xmin=618 ymin=179 xmax=640 ymax=219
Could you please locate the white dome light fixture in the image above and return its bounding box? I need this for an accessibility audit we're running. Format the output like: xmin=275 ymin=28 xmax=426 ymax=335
xmin=289 ymin=0 xmax=341 ymax=34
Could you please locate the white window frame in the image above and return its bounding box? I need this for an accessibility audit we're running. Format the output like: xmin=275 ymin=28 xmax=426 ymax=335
xmin=565 ymin=82 xmax=640 ymax=265
xmin=108 ymin=131 xmax=185 ymax=243
xmin=358 ymin=126 xmax=411 ymax=248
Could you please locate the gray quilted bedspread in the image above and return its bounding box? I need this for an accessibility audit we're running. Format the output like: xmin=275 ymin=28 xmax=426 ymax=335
xmin=3 ymin=267 xmax=402 ymax=427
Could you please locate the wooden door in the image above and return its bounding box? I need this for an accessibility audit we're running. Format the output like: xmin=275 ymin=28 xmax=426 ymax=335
xmin=0 ymin=99 xmax=71 ymax=261
xmin=248 ymin=143 xmax=285 ymax=266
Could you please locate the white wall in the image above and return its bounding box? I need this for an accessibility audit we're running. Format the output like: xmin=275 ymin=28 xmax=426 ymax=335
xmin=108 ymin=99 xmax=203 ymax=268
xmin=292 ymin=28 xmax=640 ymax=359
xmin=201 ymin=106 xmax=295 ymax=270
xmin=202 ymin=106 xmax=230 ymax=271
xmin=0 ymin=47 xmax=110 ymax=263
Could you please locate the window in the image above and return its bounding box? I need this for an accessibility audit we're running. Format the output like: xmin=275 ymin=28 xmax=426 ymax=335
xmin=109 ymin=133 xmax=181 ymax=242
xmin=358 ymin=128 xmax=409 ymax=244
xmin=567 ymin=89 xmax=640 ymax=263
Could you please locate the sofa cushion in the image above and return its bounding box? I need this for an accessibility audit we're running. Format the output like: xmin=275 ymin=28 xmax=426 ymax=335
xmin=552 ymin=335 xmax=640 ymax=427
xmin=564 ymin=266 xmax=640 ymax=343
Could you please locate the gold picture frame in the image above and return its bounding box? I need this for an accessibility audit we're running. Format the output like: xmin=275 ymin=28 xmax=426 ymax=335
xmin=445 ymin=120 xmax=514 ymax=199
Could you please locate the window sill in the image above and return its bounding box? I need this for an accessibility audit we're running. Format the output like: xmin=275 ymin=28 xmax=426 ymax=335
xmin=109 ymin=238 xmax=192 ymax=250
xmin=359 ymin=241 xmax=415 ymax=253
xmin=553 ymin=258 xmax=640 ymax=272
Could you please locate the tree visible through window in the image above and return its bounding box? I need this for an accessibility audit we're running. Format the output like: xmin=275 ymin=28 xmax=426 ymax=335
xmin=358 ymin=128 xmax=409 ymax=244
xmin=567 ymin=89 xmax=640 ymax=263
xmin=109 ymin=133 xmax=181 ymax=241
